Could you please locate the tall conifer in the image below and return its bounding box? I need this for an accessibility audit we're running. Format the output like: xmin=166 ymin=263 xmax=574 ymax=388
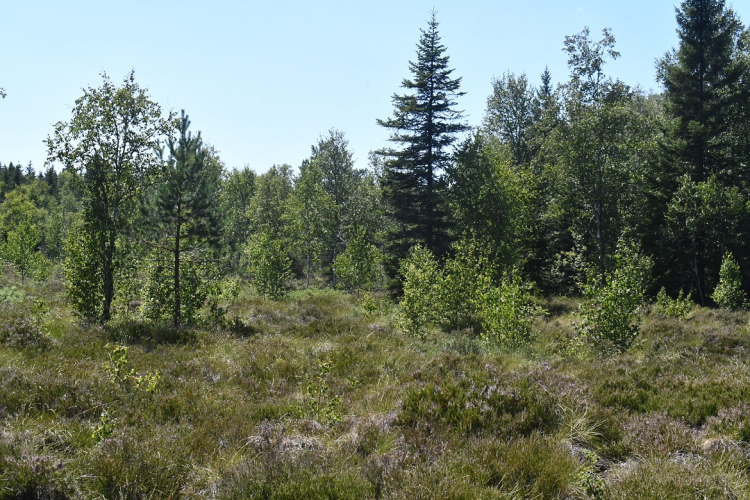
xmin=377 ymin=11 xmax=468 ymax=264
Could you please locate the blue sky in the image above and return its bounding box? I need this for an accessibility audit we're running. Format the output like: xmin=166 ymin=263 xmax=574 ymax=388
xmin=2 ymin=1 xmax=749 ymax=174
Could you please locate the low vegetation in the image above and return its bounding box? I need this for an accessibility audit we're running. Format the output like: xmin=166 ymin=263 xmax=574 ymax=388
xmin=3 ymin=271 xmax=750 ymax=499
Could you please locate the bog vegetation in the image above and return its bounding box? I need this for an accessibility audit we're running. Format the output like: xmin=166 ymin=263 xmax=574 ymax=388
xmin=3 ymin=0 xmax=750 ymax=497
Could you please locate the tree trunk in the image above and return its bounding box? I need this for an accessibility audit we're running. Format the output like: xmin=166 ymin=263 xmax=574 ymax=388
xmin=174 ymin=212 xmax=181 ymax=327
xmin=102 ymin=224 xmax=116 ymax=322
xmin=306 ymin=250 xmax=311 ymax=289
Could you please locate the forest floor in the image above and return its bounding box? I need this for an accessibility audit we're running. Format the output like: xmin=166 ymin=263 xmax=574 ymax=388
xmin=2 ymin=270 xmax=750 ymax=499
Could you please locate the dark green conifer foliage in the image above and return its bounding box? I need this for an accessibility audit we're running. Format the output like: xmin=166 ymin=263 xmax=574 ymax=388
xmin=151 ymin=111 xmax=219 ymax=326
xmin=661 ymin=0 xmax=745 ymax=183
xmin=659 ymin=0 xmax=748 ymax=304
xmin=377 ymin=10 xmax=468 ymax=263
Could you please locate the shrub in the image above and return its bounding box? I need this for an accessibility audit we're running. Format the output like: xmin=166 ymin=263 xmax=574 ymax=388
xmin=0 ymin=285 xmax=25 ymax=305
xmin=712 ymin=252 xmax=746 ymax=311
xmin=653 ymin=287 xmax=693 ymax=319
xmin=246 ymin=231 xmax=293 ymax=300
xmin=433 ymin=240 xmax=493 ymax=332
xmin=480 ymin=274 xmax=543 ymax=345
xmin=576 ymin=241 xmax=652 ymax=353
xmin=399 ymin=244 xmax=440 ymax=337
xmin=335 ymin=227 xmax=383 ymax=297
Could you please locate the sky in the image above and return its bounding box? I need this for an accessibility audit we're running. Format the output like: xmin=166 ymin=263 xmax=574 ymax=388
xmin=2 ymin=1 xmax=749 ymax=175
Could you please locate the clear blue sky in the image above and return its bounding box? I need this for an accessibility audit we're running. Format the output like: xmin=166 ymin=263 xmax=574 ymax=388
xmin=2 ymin=1 xmax=749 ymax=175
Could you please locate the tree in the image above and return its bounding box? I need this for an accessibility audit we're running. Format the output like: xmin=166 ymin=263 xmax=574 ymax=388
xmin=146 ymin=111 xmax=220 ymax=326
xmin=46 ymin=71 xmax=171 ymax=321
xmin=659 ymin=0 xmax=745 ymax=184
xmin=483 ymin=72 xmax=539 ymax=166
xmin=249 ymin=164 xmax=294 ymax=239
xmin=310 ymin=129 xmax=356 ymax=286
xmin=246 ymin=230 xmax=293 ymax=300
xmin=712 ymin=252 xmax=746 ymax=310
xmin=220 ymin=166 xmax=256 ymax=269
xmin=3 ymin=221 xmax=42 ymax=284
xmin=335 ymin=226 xmax=382 ymax=297
xmin=377 ymin=10 xmax=468 ymax=262
xmin=658 ymin=0 xmax=748 ymax=303
xmin=548 ymin=28 xmax=645 ymax=285
xmin=448 ymin=132 xmax=536 ymax=276
xmin=286 ymin=159 xmax=332 ymax=288
xmin=665 ymin=174 xmax=746 ymax=303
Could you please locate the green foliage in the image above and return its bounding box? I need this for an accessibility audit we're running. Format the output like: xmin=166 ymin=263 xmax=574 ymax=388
xmin=480 ymin=274 xmax=542 ymax=345
xmin=297 ymin=355 xmax=342 ymax=423
xmin=377 ymin=11 xmax=468 ymax=260
xmin=91 ymin=410 xmax=115 ymax=443
xmin=449 ymin=133 xmax=536 ymax=275
xmin=576 ymin=241 xmax=652 ymax=353
xmin=577 ymin=449 xmax=605 ymax=497
xmin=63 ymin=221 xmax=104 ymax=320
xmin=146 ymin=110 xmax=221 ymax=326
xmin=335 ymin=227 xmax=383 ymax=296
xmin=142 ymin=253 xmax=213 ymax=325
xmin=653 ymin=287 xmax=693 ymax=319
xmin=2 ymin=220 xmax=43 ymax=283
xmin=46 ymin=70 xmax=171 ymax=322
xmin=0 ymin=285 xmax=25 ymax=305
xmin=434 ymin=241 xmax=493 ymax=332
xmin=399 ymin=244 xmax=440 ymax=337
xmin=712 ymin=252 xmax=746 ymax=311
xmin=105 ymin=344 xmax=160 ymax=393
xmin=246 ymin=230 xmax=293 ymax=300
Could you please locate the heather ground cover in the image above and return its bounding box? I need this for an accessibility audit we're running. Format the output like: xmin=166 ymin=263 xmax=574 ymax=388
xmin=2 ymin=273 xmax=750 ymax=499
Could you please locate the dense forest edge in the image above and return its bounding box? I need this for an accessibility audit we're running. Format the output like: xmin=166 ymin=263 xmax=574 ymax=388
xmin=4 ymin=0 xmax=750 ymax=497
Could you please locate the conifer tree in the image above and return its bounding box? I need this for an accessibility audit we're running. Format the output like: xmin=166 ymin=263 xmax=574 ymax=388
xmin=148 ymin=111 xmax=220 ymax=326
xmin=377 ymin=10 xmax=468 ymax=263
xmin=659 ymin=0 xmax=748 ymax=304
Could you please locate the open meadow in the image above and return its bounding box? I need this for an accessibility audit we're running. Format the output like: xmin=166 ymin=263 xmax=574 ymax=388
xmin=3 ymin=271 xmax=750 ymax=499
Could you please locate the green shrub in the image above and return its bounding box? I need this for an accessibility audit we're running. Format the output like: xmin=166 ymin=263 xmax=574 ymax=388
xmin=143 ymin=254 xmax=214 ymax=325
xmin=0 ymin=285 xmax=25 ymax=305
xmin=399 ymin=244 xmax=440 ymax=337
xmin=434 ymin=240 xmax=493 ymax=332
xmin=480 ymin=274 xmax=543 ymax=345
xmin=246 ymin=231 xmax=293 ymax=300
xmin=712 ymin=252 xmax=746 ymax=311
xmin=576 ymin=241 xmax=652 ymax=353
xmin=653 ymin=287 xmax=693 ymax=319
xmin=335 ymin=227 xmax=383 ymax=297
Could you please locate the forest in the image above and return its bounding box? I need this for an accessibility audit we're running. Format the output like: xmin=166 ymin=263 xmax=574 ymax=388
xmin=3 ymin=0 xmax=750 ymax=497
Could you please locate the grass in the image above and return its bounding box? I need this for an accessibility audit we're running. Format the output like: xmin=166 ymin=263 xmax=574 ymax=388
xmin=3 ymin=272 xmax=750 ymax=498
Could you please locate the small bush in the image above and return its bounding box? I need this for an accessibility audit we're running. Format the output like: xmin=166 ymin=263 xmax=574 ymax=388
xmin=712 ymin=252 xmax=746 ymax=311
xmin=576 ymin=241 xmax=652 ymax=353
xmin=246 ymin=231 xmax=293 ymax=300
xmin=0 ymin=285 xmax=25 ymax=305
xmin=399 ymin=245 xmax=440 ymax=337
xmin=480 ymin=274 xmax=543 ymax=345
xmin=653 ymin=287 xmax=693 ymax=319
xmin=433 ymin=240 xmax=492 ymax=332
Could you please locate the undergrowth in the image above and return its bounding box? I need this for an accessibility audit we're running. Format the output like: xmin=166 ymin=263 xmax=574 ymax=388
xmin=2 ymin=274 xmax=750 ymax=498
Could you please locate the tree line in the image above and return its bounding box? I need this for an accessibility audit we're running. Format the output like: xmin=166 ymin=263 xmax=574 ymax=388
xmin=2 ymin=0 xmax=750 ymax=328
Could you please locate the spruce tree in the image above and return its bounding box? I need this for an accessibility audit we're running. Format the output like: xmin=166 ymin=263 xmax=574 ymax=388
xmin=660 ymin=0 xmax=745 ymax=183
xmin=659 ymin=0 xmax=747 ymax=304
xmin=377 ymin=10 xmax=468 ymax=264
